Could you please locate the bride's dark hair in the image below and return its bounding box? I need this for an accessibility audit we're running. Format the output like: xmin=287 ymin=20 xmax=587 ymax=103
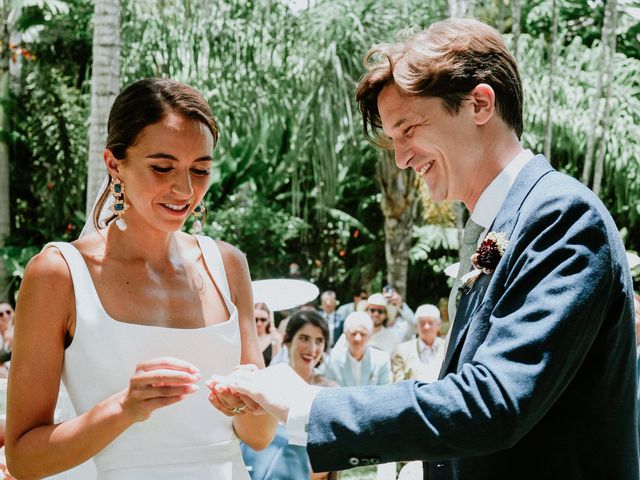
xmin=93 ymin=78 xmax=218 ymax=229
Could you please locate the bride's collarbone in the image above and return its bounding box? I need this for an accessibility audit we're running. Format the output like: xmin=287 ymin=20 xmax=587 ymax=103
xmin=90 ymin=261 xmax=228 ymax=329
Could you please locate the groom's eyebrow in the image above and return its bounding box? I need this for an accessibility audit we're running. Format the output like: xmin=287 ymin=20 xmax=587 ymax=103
xmin=146 ymin=153 xmax=213 ymax=162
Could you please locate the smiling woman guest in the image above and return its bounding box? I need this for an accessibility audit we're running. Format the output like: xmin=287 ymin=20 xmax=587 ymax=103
xmin=241 ymin=310 xmax=338 ymax=480
xmin=5 ymin=78 xmax=275 ymax=480
xmin=283 ymin=310 xmax=336 ymax=388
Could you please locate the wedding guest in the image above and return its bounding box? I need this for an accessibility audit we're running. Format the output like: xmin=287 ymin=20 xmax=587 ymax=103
xmin=6 ymin=78 xmax=275 ymax=479
xmin=254 ymin=302 xmax=281 ymax=366
xmin=241 ymin=310 xmax=337 ymax=480
xmin=383 ymin=285 xmax=417 ymax=342
xmin=336 ymin=288 xmax=368 ymax=320
xmin=392 ymin=304 xmax=444 ymax=383
xmin=326 ymin=312 xmax=392 ymax=387
xmin=0 ymin=302 xmax=14 ymax=375
xmin=319 ymin=290 xmax=343 ymax=348
xmin=365 ymin=293 xmax=400 ymax=354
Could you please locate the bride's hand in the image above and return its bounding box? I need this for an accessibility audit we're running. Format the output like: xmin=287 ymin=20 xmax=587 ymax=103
xmin=120 ymin=356 xmax=200 ymax=422
xmin=206 ymin=364 xmax=264 ymax=417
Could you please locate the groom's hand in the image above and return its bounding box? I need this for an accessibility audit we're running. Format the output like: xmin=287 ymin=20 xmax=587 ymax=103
xmin=208 ymin=364 xmax=316 ymax=424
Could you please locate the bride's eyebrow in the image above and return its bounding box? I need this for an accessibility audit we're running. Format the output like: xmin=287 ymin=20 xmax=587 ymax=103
xmin=146 ymin=153 xmax=213 ymax=162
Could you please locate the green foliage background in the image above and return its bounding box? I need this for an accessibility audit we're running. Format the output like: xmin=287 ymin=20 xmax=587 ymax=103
xmin=3 ymin=0 xmax=640 ymax=305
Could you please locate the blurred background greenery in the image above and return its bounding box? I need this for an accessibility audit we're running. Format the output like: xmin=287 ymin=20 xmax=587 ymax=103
xmin=1 ymin=0 xmax=639 ymax=309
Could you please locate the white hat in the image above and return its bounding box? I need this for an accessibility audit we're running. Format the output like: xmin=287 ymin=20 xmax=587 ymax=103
xmin=415 ymin=304 xmax=441 ymax=321
xmin=367 ymin=293 xmax=387 ymax=307
xmin=343 ymin=311 xmax=374 ymax=334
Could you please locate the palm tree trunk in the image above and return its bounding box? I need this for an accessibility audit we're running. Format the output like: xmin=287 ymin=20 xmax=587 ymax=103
xmin=592 ymin=0 xmax=618 ymax=197
xmin=497 ymin=0 xmax=506 ymax=33
xmin=447 ymin=0 xmax=470 ymax=17
xmin=580 ymin=0 xmax=616 ymax=187
xmin=86 ymin=0 xmax=121 ymax=216
xmin=0 ymin=0 xmax=10 ymax=249
xmin=544 ymin=0 xmax=559 ymax=161
xmin=376 ymin=150 xmax=418 ymax=300
xmin=512 ymin=0 xmax=521 ymax=59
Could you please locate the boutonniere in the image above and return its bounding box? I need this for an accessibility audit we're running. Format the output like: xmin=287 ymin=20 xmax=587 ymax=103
xmin=459 ymin=231 xmax=509 ymax=294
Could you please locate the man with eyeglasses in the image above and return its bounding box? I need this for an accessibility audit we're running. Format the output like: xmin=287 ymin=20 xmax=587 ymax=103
xmin=365 ymin=294 xmax=399 ymax=355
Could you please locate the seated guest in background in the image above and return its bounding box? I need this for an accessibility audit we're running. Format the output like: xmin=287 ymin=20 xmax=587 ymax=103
xmin=326 ymin=312 xmax=392 ymax=387
xmin=336 ymin=287 xmax=368 ymax=321
xmin=383 ymin=285 xmax=417 ymax=342
xmin=241 ymin=310 xmax=338 ymax=480
xmin=392 ymin=304 xmax=444 ymax=383
xmin=319 ymin=290 xmax=343 ymax=348
xmin=254 ymin=302 xmax=282 ymax=366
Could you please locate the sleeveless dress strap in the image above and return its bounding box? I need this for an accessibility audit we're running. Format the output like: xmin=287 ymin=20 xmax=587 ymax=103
xmin=42 ymin=242 xmax=99 ymax=318
xmin=195 ymin=236 xmax=234 ymax=311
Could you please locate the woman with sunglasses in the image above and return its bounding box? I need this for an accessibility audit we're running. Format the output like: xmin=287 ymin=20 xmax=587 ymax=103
xmin=254 ymin=303 xmax=281 ymax=366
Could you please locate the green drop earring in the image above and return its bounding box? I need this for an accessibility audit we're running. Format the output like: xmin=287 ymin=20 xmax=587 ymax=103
xmin=109 ymin=178 xmax=129 ymax=231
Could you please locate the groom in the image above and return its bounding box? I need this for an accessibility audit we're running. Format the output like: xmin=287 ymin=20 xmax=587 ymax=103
xmin=213 ymin=18 xmax=639 ymax=479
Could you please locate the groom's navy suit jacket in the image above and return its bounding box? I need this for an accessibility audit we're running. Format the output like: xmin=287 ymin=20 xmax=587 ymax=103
xmin=306 ymin=156 xmax=639 ymax=479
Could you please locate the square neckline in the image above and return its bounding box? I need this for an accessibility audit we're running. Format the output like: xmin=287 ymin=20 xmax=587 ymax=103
xmin=56 ymin=236 xmax=238 ymax=332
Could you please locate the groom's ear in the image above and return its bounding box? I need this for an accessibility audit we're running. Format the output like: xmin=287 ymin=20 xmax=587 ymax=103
xmin=104 ymin=148 xmax=122 ymax=177
xmin=469 ymin=83 xmax=495 ymax=127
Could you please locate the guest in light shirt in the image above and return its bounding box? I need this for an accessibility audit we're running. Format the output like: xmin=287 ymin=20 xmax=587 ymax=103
xmin=392 ymin=304 xmax=444 ymax=383
xmin=326 ymin=312 xmax=392 ymax=387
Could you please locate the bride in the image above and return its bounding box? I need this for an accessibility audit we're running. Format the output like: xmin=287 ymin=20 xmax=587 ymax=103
xmin=5 ymin=78 xmax=275 ymax=479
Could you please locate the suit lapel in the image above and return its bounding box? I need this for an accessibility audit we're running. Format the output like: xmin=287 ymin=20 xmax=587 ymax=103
xmin=439 ymin=155 xmax=554 ymax=377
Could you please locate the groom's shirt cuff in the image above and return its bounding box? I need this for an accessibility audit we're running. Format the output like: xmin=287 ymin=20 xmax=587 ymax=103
xmin=287 ymin=385 xmax=322 ymax=446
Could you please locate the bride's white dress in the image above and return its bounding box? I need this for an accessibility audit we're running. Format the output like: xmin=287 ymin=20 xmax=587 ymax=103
xmin=45 ymin=236 xmax=250 ymax=479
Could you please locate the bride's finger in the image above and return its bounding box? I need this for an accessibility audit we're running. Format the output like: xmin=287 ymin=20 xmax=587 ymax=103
xmin=208 ymin=391 xmax=235 ymax=417
xmin=236 ymin=393 xmax=261 ymax=412
xmin=211 ymin=386 xmax=252 ymax=414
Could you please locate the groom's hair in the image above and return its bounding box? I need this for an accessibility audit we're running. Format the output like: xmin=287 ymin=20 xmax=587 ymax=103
xmin=355 ymin=18 xmax=523 ymax=145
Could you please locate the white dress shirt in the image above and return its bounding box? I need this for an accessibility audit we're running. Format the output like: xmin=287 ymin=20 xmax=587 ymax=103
xmin=441 ymin=149 xmax=534 ymax=357
xmin=470 ymin=149 xmax=534 ymax=234
xmin=287 ymin=149 xmax=536 ymax=446
xmin=348 ymin=352 xmax=363 ymax=385
xmin=419 ymin=336 xmax=444 ymax=365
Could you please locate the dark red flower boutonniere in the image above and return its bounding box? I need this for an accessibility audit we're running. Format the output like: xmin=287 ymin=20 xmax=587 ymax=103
xmin=471 ymin=231 xmax=509 ymax=274
xmin=459 ymin=232 xmax=509 ymax=294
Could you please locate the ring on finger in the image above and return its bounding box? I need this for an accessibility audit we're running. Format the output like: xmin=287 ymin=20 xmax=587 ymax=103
xmin=231 ymin=404 xmax=248 ymax=414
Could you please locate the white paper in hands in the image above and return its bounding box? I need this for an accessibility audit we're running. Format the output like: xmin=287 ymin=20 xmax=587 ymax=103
xmin=208 ymin=364 xmax=317 ymax=424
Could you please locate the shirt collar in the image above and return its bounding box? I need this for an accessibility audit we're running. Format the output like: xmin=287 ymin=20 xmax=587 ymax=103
xmin=470 ymin=149 xmax=534 ymax=229
xmin=418 ymin=337 xmax=441 ymax=353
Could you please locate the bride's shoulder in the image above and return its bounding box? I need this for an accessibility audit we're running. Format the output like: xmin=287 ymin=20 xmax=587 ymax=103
xmin=23 ymin=244 xmax=73 ymax=291
xmin=193 ymin=234 xmax=246 ymax=269
xmin=215 ymin=240 xmax=248 ymax=274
